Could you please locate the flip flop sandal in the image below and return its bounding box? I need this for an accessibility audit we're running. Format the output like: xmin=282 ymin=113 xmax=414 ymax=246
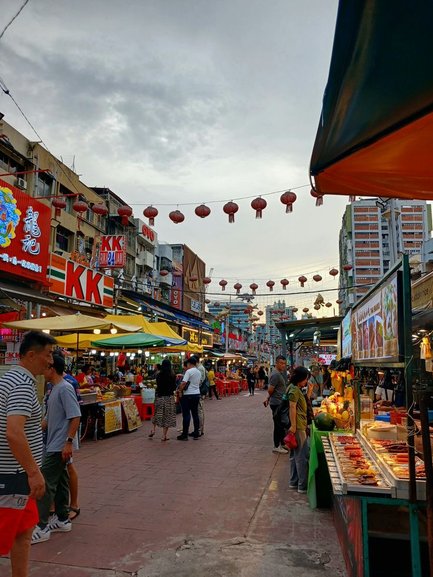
xmin=148 ymin=431 xmax=155 ymax=438
xmin=68 ymin=507 xmax=81 ymax=520
xmin=161 ymin=438 xmax=170 ymax=442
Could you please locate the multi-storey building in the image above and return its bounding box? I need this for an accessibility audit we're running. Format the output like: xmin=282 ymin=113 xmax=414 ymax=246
xmin=338 ymin=198 xmax=432 ymax=311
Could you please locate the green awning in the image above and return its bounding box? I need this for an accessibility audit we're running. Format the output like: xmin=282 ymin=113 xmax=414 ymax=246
xmin=91 ymin=333 xmax=165 ymax=349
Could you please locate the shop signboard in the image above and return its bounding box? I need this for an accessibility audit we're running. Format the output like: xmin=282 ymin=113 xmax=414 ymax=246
xmin=411 ymin=271 xmax=433 ymax=310
xmin=190 ymin=299 xmax=202 ymax=314
xmin=341 ymin=310 xmax=352 ymax=358
xmin=351 ymin=273 xmax=399 ymax=363
xmin=103 ymin=400 xmax=123 ymax=434
xmin=48 ymin=253 xmax=114 ymax=307
xmin=141 ymin=224 xmax=156 ymax=246
xmin=181 ymin=327 xmax=213 ymax=347
xmin=99 ymin=235 xmax=126 ymax=268
xmin=0 ymin=178 xmax=51 ymax=284
xmin=318 ymin=353 xmax=336 ymax=365
xmin=170 ymin=260 xmax=183 ymax=310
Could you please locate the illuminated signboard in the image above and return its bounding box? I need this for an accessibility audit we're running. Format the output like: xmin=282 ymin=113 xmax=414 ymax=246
xmin=341 ymin=310 xmax=352 ymax=358
xmin=0 ymin=178 xmax=51 ymax=284
xmin=48 ymin=254 xmax=114 ymax=307
xmin=99 ymin=235 xmax=126 ymax=268
xmin=181 ymin=327 xmax=213 ymax=348
xmin=351 ymin=273 xmax=400 ymax=363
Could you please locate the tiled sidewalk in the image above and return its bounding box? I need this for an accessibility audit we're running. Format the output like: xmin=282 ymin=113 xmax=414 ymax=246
xmin=0 ymin=390 xmax=346 ymax=576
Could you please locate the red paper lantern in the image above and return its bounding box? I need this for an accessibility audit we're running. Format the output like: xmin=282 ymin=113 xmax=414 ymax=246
xmin=159 ymin=269 xmax=169 ymax=277
xmin=219 ymin=279 xmax=228 ymax=291
xmin=302 ymin=307 xmax=309 ymax=313
xmin=280 ymin=278 xmax=289 ymax=290
xmin=310 ymin=189 xmax=324 ymax=206
xmin=258 ymin=311 xmax=264 ymax=316
xmin=234 ymin=282 xmax=242 ymax=294
xmin=329 ymin=268 xmax=339 ymax=277
xmin=52 ymin=197 xmax=66 ymax=217
xmin=314 ymin=304 xmax=321 ymax=310
xmin=313 ymin=274 xmax=322 ymax=282
xmin=169 ymin=210 xmax=185 ymax=224
xmin=266 ymin=280 xmax=275 ymax=292
xmin=203 ymin=277 xmax=211 ymax=285
xmin=244 ymin=308 xmax=251 ymax=314
xmin=195 ymin=204 xmax=211 ymax=218
xmin=223 ymin=201 xmax=239 ymax=223
xmin=325 ymin=302 xmax=332 ymax=308
xmin=251 ymin=197 xmax=267 ymax=219
xmin=189 ymin=275 xmax=198 ymax=282
xmin=52 ymin=197 xmax=66 ymax=210
xmin=280 ymin=191 xmax=297 ymax=213
xmin=336 ymin=299 xmax=343 ymax=305
xmin=143 ymin=206 xmax=158 ymax=226
xmin=72 ymin=199 xmax=88 ymax=214
xmin=343 ymin=264 xmax=353 ymax=271
xmin=118 ymin=205 xmax=133 ymax=225
xmin=172 ymin=270 xmax=182 ymax=277
xmin=213 ymin=302 xmax=220 ymax=306
xmin=298 ymin=275 xmax=307 ymax=287
xmin=292 ymin=307 xmax=298 ymax=313
xmin=205 ymin=298 xmax=210 ymax=304
xmin=248 ymin=283 xmax=257 ymax=295
xmin=92 ymin=203 xmax=108 ymax=216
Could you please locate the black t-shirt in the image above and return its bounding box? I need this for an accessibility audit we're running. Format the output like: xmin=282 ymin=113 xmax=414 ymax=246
xmin=155 ymin=372 xmax=177 ymax=397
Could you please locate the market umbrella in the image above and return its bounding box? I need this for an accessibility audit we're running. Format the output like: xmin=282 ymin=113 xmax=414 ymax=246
xmin=91 ymin=333 xmax=165 ymax=349
xmin=310 ymin=0 xmax=433 ymax=200
xmin=1 ymin=312 xmax=111 ymax=332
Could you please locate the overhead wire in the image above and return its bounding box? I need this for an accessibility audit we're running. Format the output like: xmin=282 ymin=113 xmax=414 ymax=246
xmin=0 ymin=0 xmax=31 ymax=42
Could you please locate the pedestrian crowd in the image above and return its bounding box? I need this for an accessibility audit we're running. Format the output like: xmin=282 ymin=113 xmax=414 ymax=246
xmin=0 ymin=328 xmax=324 ymax=577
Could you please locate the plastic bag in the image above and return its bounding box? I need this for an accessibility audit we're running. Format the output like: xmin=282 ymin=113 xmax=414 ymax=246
xmin=283 ymin=431 xmax=297 ymax=449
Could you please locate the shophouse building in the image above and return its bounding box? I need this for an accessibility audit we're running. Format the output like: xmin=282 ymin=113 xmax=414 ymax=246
xmin=338 ymin=198 xmax=432 ymax=312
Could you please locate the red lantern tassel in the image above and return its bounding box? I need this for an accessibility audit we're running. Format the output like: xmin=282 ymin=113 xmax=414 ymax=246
xmin=229 ymin=214 xmax=235 ymax=223
xmin=349 ymin=195 xmax=356 ymax=202
xmin=122 ymin=216 xmax=128 ymax=225
xmin=149 ymin=217 xmax=154 ymax=226
xmin=269 ymin=286 xmax=273 ymax=291
xmin=316 ymin=196 xmax=323 ymax=207
xmin=286 ymin=204 xmax=293 ymax=213
xmin=256 ymin=209 xmax=262 ymax=219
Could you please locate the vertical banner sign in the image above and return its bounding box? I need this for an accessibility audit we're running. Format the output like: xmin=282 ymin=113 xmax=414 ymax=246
xmin=0 ymin=178 xmax=51 ymax=284
xmin=99 ymin=235 xmax=126 ymax=267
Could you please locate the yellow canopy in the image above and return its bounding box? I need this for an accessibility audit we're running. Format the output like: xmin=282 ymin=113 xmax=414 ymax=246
xmin=149 ymin=321 xmax=184 ymax=340
xmin=55 ymin=333 xmax=106 ymax=349
xmin=104 ymin=314 xmax=151 ymax=332
xmin=2 ymin=313 xmax=110 ymax=332
xmin=152 ymin=343 xmax=204 ymax=354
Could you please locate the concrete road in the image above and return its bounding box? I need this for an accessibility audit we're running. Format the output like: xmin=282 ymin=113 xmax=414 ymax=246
xmin=0 ymin=390 xmax=346 ymax=576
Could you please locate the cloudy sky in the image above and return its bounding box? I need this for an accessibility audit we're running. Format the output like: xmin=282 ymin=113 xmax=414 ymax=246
xmin=0 ymin=0 xmax=348 ymax=312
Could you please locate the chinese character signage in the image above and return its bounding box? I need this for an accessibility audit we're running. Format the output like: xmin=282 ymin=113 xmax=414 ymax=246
xmin=170 ymin=261 xmax=183 ymax=310
xmin=48 ymin=254 xmax=114 ymax=307
xmin=351 ymin=274 xmax=399 ymax=363
xmin=99 ymin=235 xmax=126 ymax=268
xmin=181 ymin=327 xmax=213 ymax=347
xmin=0 ymin=178 xmax=51 ymax=283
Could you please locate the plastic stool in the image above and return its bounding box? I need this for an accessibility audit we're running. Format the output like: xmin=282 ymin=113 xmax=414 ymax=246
xmin=141 ymin=403 xmax=155 ymax=420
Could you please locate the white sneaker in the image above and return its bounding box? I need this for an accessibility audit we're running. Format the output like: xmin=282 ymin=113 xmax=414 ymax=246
xmin=48 ymin=515 xmax=72 ymax=533
xmin=31 ymin=525 xmax=51 ymax=544
xmin=273 ymin=446 xmax=288 ymax=454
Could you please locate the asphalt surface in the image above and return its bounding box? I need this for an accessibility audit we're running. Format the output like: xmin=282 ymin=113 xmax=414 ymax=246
xmin=0 ymin=389 xmax=347 ymax=577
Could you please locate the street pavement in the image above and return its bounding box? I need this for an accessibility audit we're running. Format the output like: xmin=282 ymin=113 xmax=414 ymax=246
xmin=0 ymin=389 xmax=347 ymax=577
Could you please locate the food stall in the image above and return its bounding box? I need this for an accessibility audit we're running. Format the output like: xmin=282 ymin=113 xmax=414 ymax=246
xmin=308 ymin=257 xmax=430 ymax=577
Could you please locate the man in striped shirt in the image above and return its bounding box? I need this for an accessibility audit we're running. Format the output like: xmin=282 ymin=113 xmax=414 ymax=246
xmin=0 ymin=330 xmax=56 ymax=577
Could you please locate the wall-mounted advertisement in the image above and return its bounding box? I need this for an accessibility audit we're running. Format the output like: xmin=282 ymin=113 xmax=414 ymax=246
xmin=341 ymin=310 xmax=352 ymax=358
xmin=351 ymin=274 xmax=399 ymax=363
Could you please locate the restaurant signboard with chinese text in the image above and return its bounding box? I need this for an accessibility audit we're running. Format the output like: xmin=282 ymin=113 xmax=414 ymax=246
xmin=48 ymin=254 xmax=114 ymax=307
xmin=99 ymin=235 xmax=126 ymax=268
xmin=0 ymin=178 xmax=51 ymax=284
xmin=181 ymin=327 xmax=213 ymax=347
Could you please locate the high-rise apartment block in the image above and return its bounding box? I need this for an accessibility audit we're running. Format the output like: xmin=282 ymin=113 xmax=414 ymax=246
xmin=339 ymin=198 xmax=432 ymax=311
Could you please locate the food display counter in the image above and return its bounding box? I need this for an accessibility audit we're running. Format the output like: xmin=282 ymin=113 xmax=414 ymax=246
xmin=317 ymin=430 xmax=429 ymax=577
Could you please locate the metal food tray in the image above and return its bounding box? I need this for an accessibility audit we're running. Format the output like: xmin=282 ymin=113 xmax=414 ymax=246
xmin=328 ymin=433 xmax=393 ymax=496
xmin=322 ymin=437 xmax=343 ymax=495
xmin=359 ymin=433 xmax=426 ymax=501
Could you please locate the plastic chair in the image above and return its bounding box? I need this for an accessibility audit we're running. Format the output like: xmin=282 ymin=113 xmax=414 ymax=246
xmin=141 ymin=403 xmax=155 ymax=420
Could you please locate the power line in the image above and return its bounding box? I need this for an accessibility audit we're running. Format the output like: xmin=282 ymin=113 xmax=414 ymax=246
xmin=0 ymin=0 xmax=31 ymax=42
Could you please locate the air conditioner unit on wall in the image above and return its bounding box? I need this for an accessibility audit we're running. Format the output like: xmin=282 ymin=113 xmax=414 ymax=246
xmin=16 ymin=177 xmax=27 ymax=189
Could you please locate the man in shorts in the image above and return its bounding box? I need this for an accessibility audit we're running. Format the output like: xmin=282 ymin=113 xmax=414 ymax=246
xmin=32 ymin=351 xmax=81 ymax=544
xmin=0 ymin=330 xmax=56 ymax=577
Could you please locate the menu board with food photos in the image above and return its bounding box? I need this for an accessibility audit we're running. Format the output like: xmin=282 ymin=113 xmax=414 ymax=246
xmin=351 ymin=274 xmax=399 ymax=363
